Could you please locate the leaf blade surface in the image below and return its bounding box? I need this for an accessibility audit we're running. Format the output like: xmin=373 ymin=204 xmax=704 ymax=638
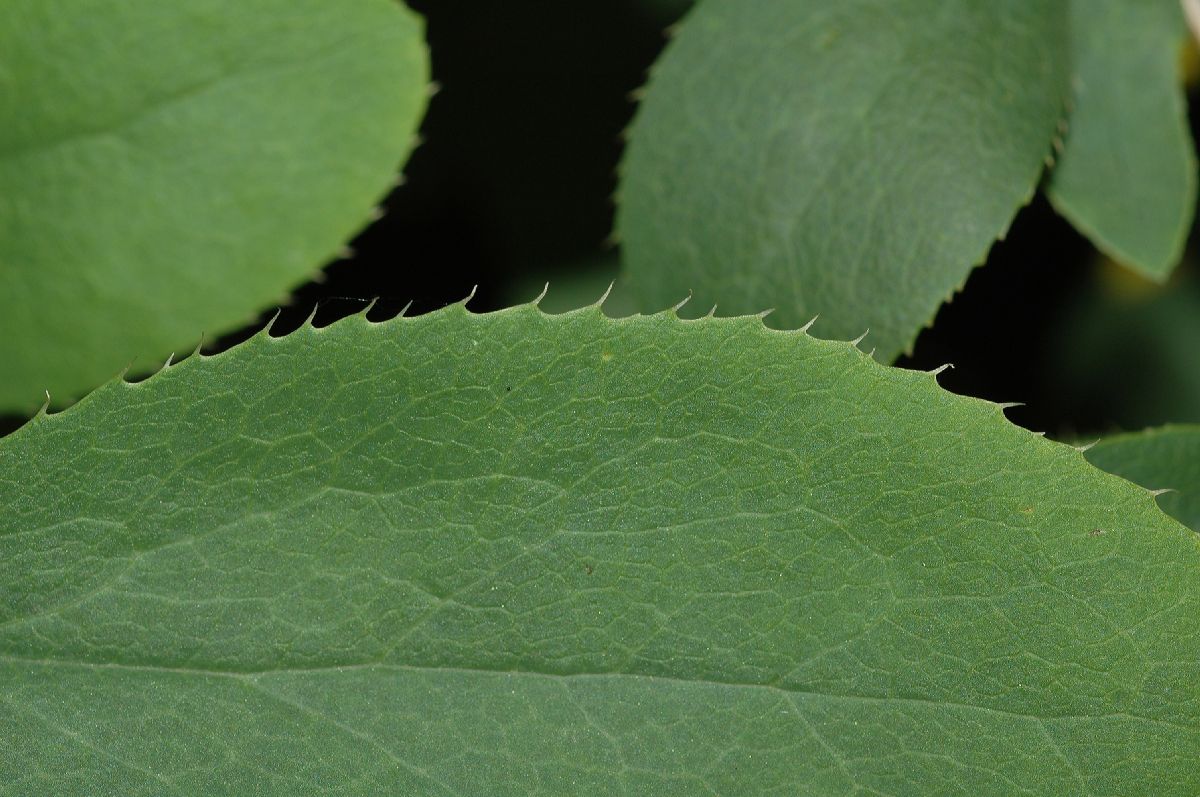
xmin=1 ymin=306 xmax=1198 ymax=794
xmin=1047 ymin=0 xmax=1197 ymax=279
xmin=1085 ymin=425 xmax=1200 ymax=532
xmin=0 ymin=0 xmax=429 ymax=410
xmin=616 ymin=0 xmax=1069 ymax=359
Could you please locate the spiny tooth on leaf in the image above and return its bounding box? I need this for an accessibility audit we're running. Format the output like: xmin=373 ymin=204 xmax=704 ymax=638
xmin=800 ymin=315 xmax=819 ymax=334
xmin=669 ymin=292 xmax=692 ymax=315
xmin=594 ymin=282 xmax=615 ymax=309
xmin=262 ymin=308 xmax=285 ymax=337
xmin=850 ymin=330 xmax=870 ymax=348
xmin=928 ymin=363 xmax=954 ymax=377
xmin=533 ymin=282 xmax=551 ymax=307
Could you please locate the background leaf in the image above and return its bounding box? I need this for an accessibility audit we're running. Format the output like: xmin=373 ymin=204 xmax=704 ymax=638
xmin=616 ymin=0 xmax=1069 ymax=360
xmin=0 ymin=0 xmax=429 ymax=412
xmin=1039 ymin=262 xmax=1200 ymax=431
xmin=1085 ymin=425 xmax=1200 ymax=531
xmin=1046 ymin=0 xmax=1197 ymax=279
xmin=2 ymin=305 xmax=1198 ymax=795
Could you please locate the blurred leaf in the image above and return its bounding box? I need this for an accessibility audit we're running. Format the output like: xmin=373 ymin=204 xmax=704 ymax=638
xmin=500 ymin=251 xmax=637 ymax=315
xmin=3 ymin=304 xmax=1200 ymax=794
xmin=1042 ymin=265 xmax=1200 ymax=431
xmin=1047 ymin=0 xmax=1196 ymax=279
xmin=0 ymin=0 xmax=429 ymax=411
xmin=617 ymin=0 xmax=1069 ymax=361
xmin=1086 ymin=425 xmax=1200 ymax=531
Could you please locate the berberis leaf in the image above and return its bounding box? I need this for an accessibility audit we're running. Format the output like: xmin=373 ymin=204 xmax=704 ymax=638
xmin=0 ymin=0 xmax=429 ymax=412
xmin=1085 ymin=425 xmax=1200 ymax=532
xmin=617 ymin=0 xmax=1069 ymax=360
xmin=1047 ymin=0 xmax=1196 ymax=279
xmin=2 ymin=304 xmax=1198 ymax=795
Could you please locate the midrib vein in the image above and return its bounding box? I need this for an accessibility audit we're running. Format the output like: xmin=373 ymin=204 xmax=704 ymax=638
xmin=0 ymin=652 xmax=1188 ymax=733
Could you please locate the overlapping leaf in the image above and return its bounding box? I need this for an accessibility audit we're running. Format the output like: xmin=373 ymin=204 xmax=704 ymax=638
xmin=1047 ymin=0 xmax=1196 ymax=278
xmin=2 ymin=304 xmax=1198 ymax=795
xmin=0 ymin=0 xmax=429 ymax=411
xmin=617 ymin=0 xmax=1069 ymax=360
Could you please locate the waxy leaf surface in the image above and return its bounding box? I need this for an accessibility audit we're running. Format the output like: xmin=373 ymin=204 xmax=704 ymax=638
xmin=1 ymin=305 xmax=1198 ymax=795
xmin=617 ymin=0 xmax=1069 ymax=360
xmin=0 ymin=0 xmax=429 ymax=411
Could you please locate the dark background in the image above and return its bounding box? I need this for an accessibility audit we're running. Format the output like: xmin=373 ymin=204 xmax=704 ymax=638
xmin=7 ymin=0 xmax=1198 ymax=437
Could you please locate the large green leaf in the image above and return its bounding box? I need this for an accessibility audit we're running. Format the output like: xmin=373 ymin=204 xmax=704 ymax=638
xmin=1085 ymin=425 xmax=1200 ymax=532
xmin=0 ymin=0 xmax=429 ymax=412
xmin=617 ymin=0 xmax=1069 ymax=361
xmin=1046 ymin=0 xmax=1196 ymax=279
xmin=3 ymin=304 xmax=1198 ymax=795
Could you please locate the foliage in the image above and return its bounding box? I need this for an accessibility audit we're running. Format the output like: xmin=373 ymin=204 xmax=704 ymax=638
xmin=0 ymin=0 xmax=428 ymax=411
xmin=2 ymin=0 xmax=1198 ymax=793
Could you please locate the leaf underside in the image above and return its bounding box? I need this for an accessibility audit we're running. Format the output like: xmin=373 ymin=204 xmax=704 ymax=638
xmin=1 ymin=303 xmax=1198 ymax=795
xmin=1085 ymin=425 xmax=1200 ymax=532
xmin=0 ymin=0 xmax=429 ymax=411
xmin=1047 ymin=0 xmax=1197 ymax=279
xmin=617 ymin=0 xmax=1070 ymax=361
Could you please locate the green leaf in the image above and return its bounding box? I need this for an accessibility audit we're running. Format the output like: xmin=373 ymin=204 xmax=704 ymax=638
xmin=3 ymin=304 xmax=1199 ymax=795
xmin=1041 ymin=267 xmax=1200 ymax=429
xmin=1085 ymin=425 xmax=1200 ymax=532
xmin=0 ymin=0 xmax=429 ymax=412
xmin=1046 ymin=0 xmax=1197 ymax=279
xmin=616 ymin=0 xmax=1069 ymax=361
